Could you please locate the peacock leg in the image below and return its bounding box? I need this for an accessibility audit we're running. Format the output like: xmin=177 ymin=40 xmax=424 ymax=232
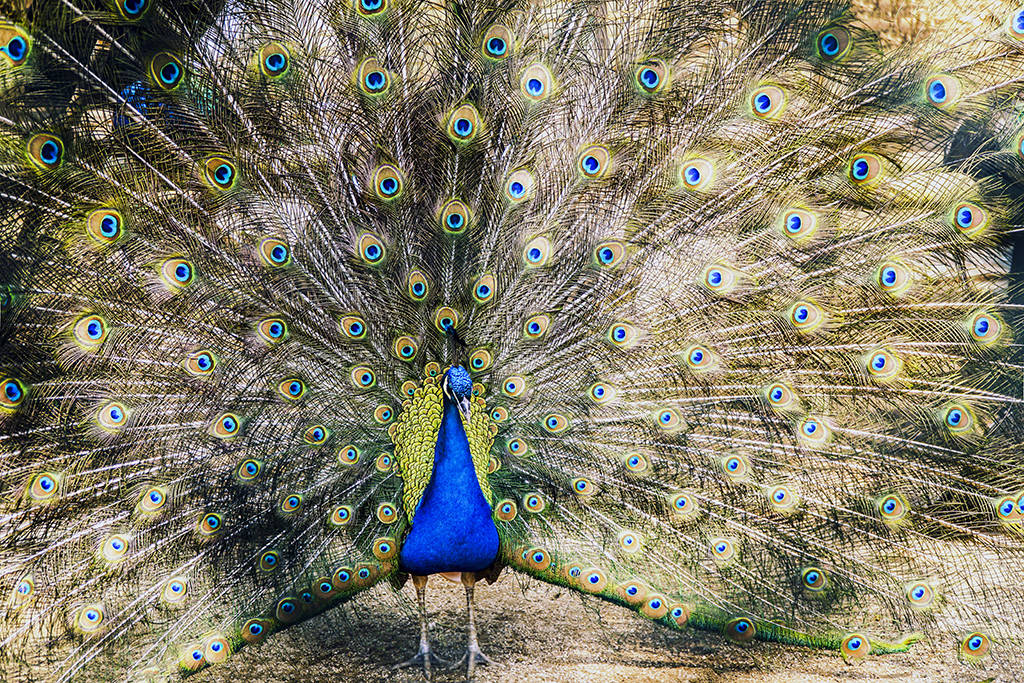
xmin=393 ymin=574 xmax=449 ymax=678
xmin=450 ymin=571 xmax=493 ymax=680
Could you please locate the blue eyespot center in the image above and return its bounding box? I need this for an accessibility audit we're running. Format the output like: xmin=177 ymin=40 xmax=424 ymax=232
xmin=510 ymin=181 xmax=525 ymax=198
xmin=215 ymin=164 xmax=232 ymax=184
xmin=820 ymin=32 xmax=839 ymax=55
xmin=583 ymin=156 xmax=600 ymax=173
xmin=455 ymin=117 xmax=472 ymax=135
xmin=526 ymin=78 xmax=544 ymax=95
xmin=928 ymin=80 xmax=946 ymax=103
xmin=380 ymin=178 xmax=397 ymax=195
xmin=40 ymin=141 xmax=59 ymax=164
xmin=852 ymin=159 xmax=869 ymax=180
xmin=640 ymin=68 xmax=658 ymax=88
xmin=684 ymin=166 xmax=701 ymax=185
xmin=447 ymin=213 xmax=463 ymax=228
xmin=5 ymin=37 xmax=27 ymax=60
xmin=488 ymin=37 xmax=506 ymax=55
xmin=786 ymin=214 xmax=802 ymax=232
xmin=160 ymin=62 xmax=180 ymax=84
xmin=957 ymin=207 xmax=973 ymax=227
xmin=754 ymin=93 xmax=771 ymax=112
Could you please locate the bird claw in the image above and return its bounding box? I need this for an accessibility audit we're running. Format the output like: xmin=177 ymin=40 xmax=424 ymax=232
xmin=448 ymin=645 xmax=492 ymax=670
xmin=393 ymin=649 xmax=450 ymax=679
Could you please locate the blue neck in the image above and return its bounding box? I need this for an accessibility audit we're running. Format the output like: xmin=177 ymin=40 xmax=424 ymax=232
xmin=398 ymin=397 xmax=500 ymax=575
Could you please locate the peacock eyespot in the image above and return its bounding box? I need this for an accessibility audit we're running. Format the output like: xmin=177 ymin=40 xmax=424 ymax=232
xmin=440 ymin=200 xmax=470 ymax=234
xmin=393 ymin=336 xmax=419 ymax=361
xmin=848 ymin=153 xmax=881 ymax=185
xmin=520 ymin=63 xmax=553 ymax=101
xmin=680 ymin=158 xmax=714 ymax=190
xmin=355 ymin=0 xmax=387 ymax=17
xmin=97 ymin=401 xmax=128 ymax=431
xmin=779 ymin=207 xmax=817 ymax=242
xmin=495 ymin=499 xmax=518 ymax=521
xmin=469 ymin=348 xmax=492 ymax=372
xmin=607 ymin=322 xmax=639 ymax=348
xmin=724 ymin=617 xmax=756 ymax=643
xmin=877 ymin=493 xmax=909 ymax=523
xmin=670 ymin=492 xmax=697 ymax=516
xmin=408 ymin=270 xmax=430 ymax=300
xmin=259 ymin=42 xmax=290 ymax=77
xmin=73 ymin=314 xmax=109 ymax=349
xmin=472 ymin=273 xmax=496 ymax=304
xmin=85 ymin=209 xmax=124 ymax=245
xmin=338 ymin=445 xmax=361 ymax=466
xmin=865 ymin=347 xmax=901 ymax=380
xmin=905 ymin=581 xmax=935 ymax=607
xmin=139 ymin=486 xmax=167 ymax=513
xmin=523 ymin=493 xmax=545 ymax=513
xmin=625 ymin=452 xmax=649 ymax=474
xmin=507 ymin=170 xmax=535 ymax=203
xmin=588 ymin=381 xmax=617 ymax=405
xmin=635 ymin=59 xmax=667 ymax=94
xmin=788 ymin=300 xmax=825 ymax=333
xmin=357 ymin=232 xmax=387 ymax=264
xmin=198 ymin=513 xmax=224 ymax=536
xmin=1009 ymin=8 xmax=1024 ymax=38
xmin=304 ymin=425 xmax=329 ymax=445
xmin=959 ymin=632 xmax=991 ymax=660
xmin=840 ymin=633 xmax=870 ymax=660
xmin=967 ymin=311 xmax=1003 ymax=345
xmin=941 ymin=402 xmax=975 ymax=434
xmin=816 ymin=27 xmax=851 ymax=61
xmin=371 ymin=165 xmax=403 ymax=200
xmin=925 ymin=74 xmax=959 ymax=109
xmin=359 ymin=59 xmax=390 ymax=95
xmin=0 ymin=24 xmax=32 ymax=66
xmin=578 ymin=145 xmax=611 ymax=179
xmin=801 ymin=567 xmax=826 ymax=591
xmin=482 ymin=25 xmax=513 ymax=60
xmin=710 ymin=537 xmax=736 ymax=562
xmin=27 ymin=134 xmax=63 ymax=171
xmin=720 ymin=454 xmax=748 ymax=480
xmin=150 ymin=53 xmax=184 ymax=89
xmin=280 ymin=494 xmax=303 ymax=514
xmin=29 ymin=472 xmax=60 ymax=502
xmin=951 ymin=202 xmax=988 ymax=237
xmin=447 ymin=103 xmax=481 ymax=143
xmin=749 ymin=85 xmax=786 ymax=119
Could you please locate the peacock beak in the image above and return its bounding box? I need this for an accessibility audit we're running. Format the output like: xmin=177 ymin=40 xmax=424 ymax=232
xmin=457 ymin=396 xmax=471 ymax=420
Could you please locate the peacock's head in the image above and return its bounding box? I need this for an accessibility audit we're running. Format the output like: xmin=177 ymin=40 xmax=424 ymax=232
xmin=443 ymin=365 xmax=473 ymax=420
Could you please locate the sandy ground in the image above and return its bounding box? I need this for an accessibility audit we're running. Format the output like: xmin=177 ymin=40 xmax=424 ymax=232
xmin=200 ymin=573 xmax=1015 ymax=683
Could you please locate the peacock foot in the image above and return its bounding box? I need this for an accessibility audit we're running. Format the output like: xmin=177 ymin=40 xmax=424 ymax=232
xmin=392 ymin=647 xmax=450 ymax=679
xmin=448 ymin=644 xmax=493 ymax=670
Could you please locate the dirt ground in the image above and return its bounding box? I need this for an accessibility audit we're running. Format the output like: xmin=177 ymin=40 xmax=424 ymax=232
xmin=202 ymin=572 xmax=1016 ymax=683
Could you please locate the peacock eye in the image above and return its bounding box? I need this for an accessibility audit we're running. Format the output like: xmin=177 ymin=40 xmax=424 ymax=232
xmin=635 ymin=59 xmax=667 ymax=94
xmin=440 ymin=200 xmax=470 ymax=234
xmin=720 ymin=454 xmax=748 ymax=479
xmin=951 ymin=202 xmax=988 ymax=237
xmin=350 ymin=366 xmax=376 ymax=389
xmin=522 ymin=236 xmax=553 ymax=267
xmin=160 ymin=258 xmax=195 ymax=290
xmin=816 ymin=27 xmax=851 ymax=61
xmin=482 ymin=24 xmax=513 ymax=59
xmin=97 ymin=401 xmax=128 ymax=431
xmin=259 ymin=238 xmax=291 ymax=267
xmin=337 ymin=445 xmax=361 ymax=466
xmin=86 ymin=209 xmax=124 ymax=244
xmin=330 ymin=505 xmax=353 ymax=526
xmin=501 ymin=376 xmax=526 ymax=397
xmin=447 ymin=103 xmax=481 ymax=142
xmin=941 ymin=402 xmax=974 ymax=434
xmin=469 ymin=348 xmax=492 ymax=372
xmin=607 ymin=322 xmax=639 ymax=348
xmin=680 ymin=157 xmax=714 ymax=190
xmin=848 ymin=153 xmax=881 ymax=184
xmin=542 ymin=413 xmax=569 ymax=433
xmin=523 ymin=313 xmax=551 ymax=339
xmin=472 ymin=273 xmax=496 ymax=304
xmin=280 ymin=494 xmax=303 ymax=513
xmin=779 ymin=207 xmax=818 ymax=242
xmin=355 ymin=0 xmax=387 ymax=17
xmin=304 ymin=425 xmax=329 ymax=445
xmin=670 ymin=491 xmax=697 ymax=516
xmin=259 ymin=42 xmax=290 ymax=77
xmin=150 ymin=52 xmax=184 ymax=89
xmin=924 ymin=74 xmax=959 ymax=108
xmin=359 ymin=62 xmax=389 ymax=94
xmin=749 ymin=84 xmax=786 ymax=118
xmin=966 ymin=311 xmax=1003 ymax=345
xmin=864 ymin=347 xmax=901 ymax=380
xmin=578 ymin=145 xmax=610 ymax=179
xmin=506 ymin=169 xmax=535 ymax=203
xmin=257 ymin=317 xmax=288 ymax=344
xmin=520 ymin=63 xmax=553 ymax=101
xmin=371 ymin=165 xmax=403 ymax=201
xmin=801 ymin=567 xmax=826 ymax=591
xmin=788 ymin=300 xmax=825 ymax=333
xmin=840 ymin=633 xmax=870 ymax=660
xmin=209 ymin=412 xmax=241 ymax=439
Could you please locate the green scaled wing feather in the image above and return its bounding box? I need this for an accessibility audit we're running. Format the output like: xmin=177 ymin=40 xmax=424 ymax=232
xmin=0 ymin=0 xmax=1023 ymax=680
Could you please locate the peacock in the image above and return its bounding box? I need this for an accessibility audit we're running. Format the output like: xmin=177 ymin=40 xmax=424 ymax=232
xmin=2 ymin=0 xmax=1024 ymax=680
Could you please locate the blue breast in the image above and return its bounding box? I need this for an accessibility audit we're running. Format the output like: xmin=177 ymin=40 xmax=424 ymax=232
xmin=398 ymin=399 xmax=500 ymax=576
